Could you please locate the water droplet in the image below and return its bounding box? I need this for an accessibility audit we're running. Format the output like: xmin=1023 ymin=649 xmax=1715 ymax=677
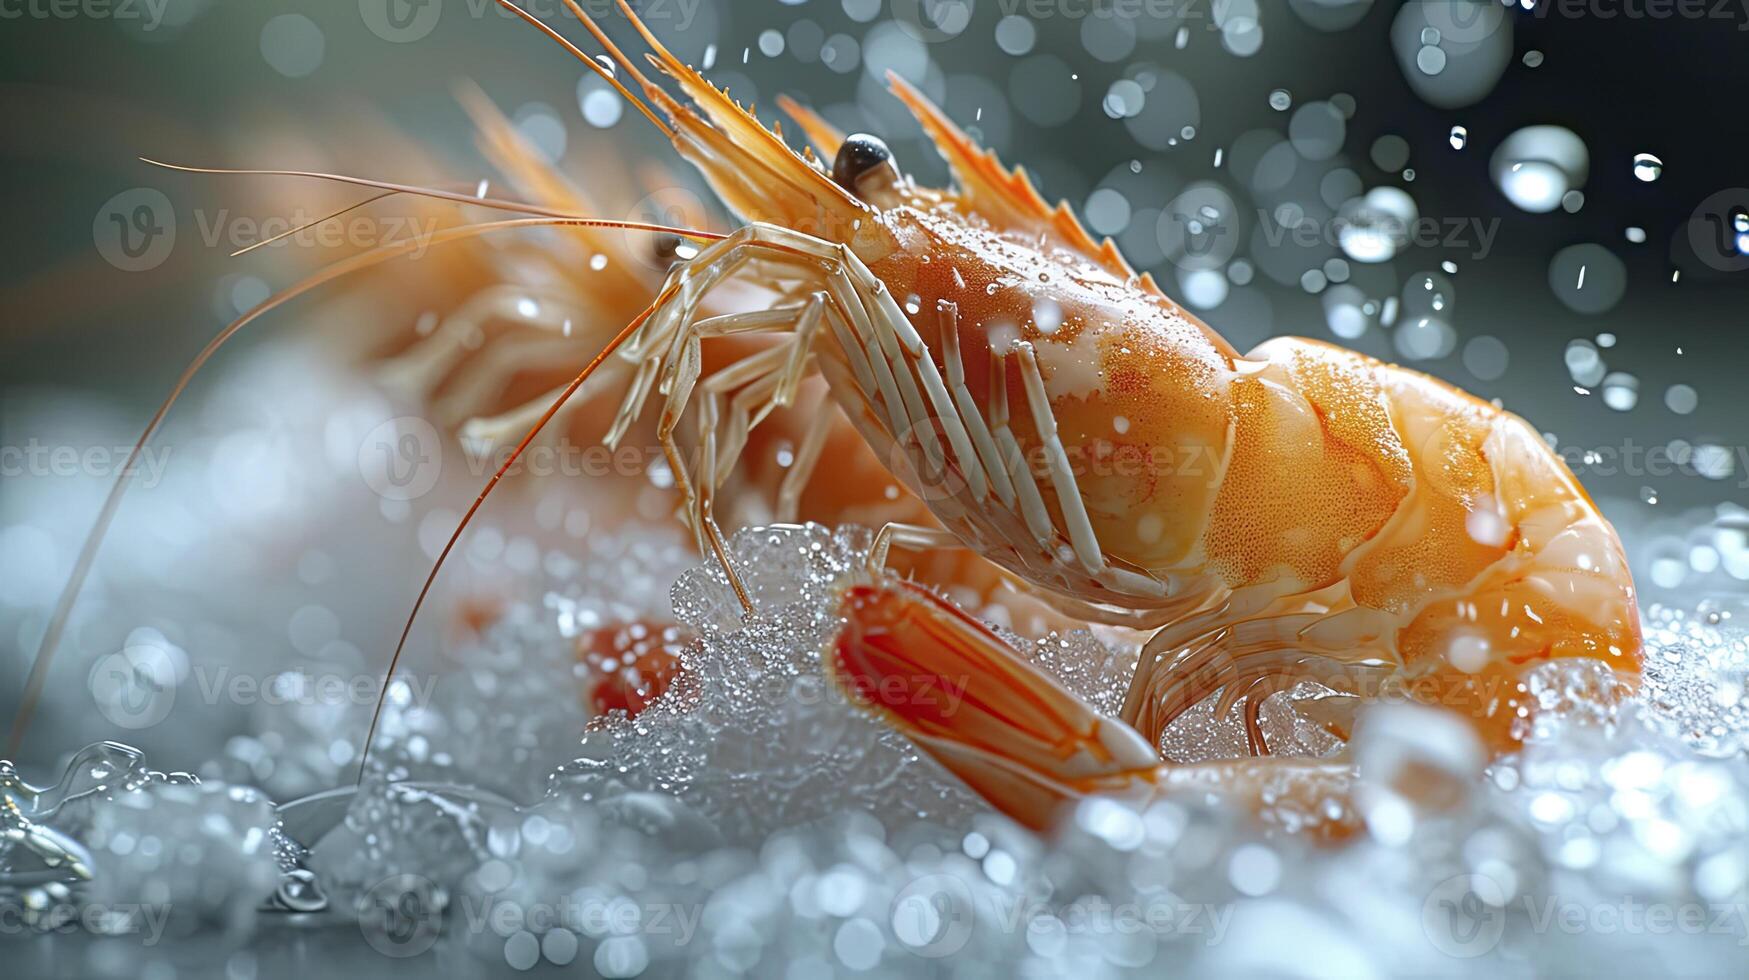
xmin=1625 ymin=226 xmax=1647 ymax=244
xmin=1601 ymin=372 xmax=1639 ymax=412
xmin=1449 ymin=125 xmax=1468 ymax=150
xmin=1371 ymin=134 xmax=1411 ymax=172
xmin=1632 ymin=153 xmax=1663 ymax=182
xmin=1492 ymin=126 xmax=1589 ymax=214
xmin=1565 ymin=339 xmax=1606 ymax=386
xmin=1549 ymin=244 xmax=1626 ymax=315
xmin=1268 ymin=88 xmax=1292 ymax=111
xmin=1395 ymin=316 xmax=1457 ymax=361
xmin=1522 ymin=49 xmax=1544 ymax=68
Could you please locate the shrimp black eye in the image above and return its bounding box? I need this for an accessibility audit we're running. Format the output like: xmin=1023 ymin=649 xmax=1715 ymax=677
xmin=832 ymin=133 xmax=895 ymax=196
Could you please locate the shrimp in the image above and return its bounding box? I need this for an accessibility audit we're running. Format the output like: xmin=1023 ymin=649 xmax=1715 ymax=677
xmin=449 ymin=0 xmax=1640 ymax=766
xmin=9 ymin=0 xmax=1640 ymax=798
xmin=336 ymin=81 xmax=1080 ymax=634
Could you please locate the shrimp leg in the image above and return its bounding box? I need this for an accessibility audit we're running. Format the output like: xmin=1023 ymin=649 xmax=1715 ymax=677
xmin=829 ymin=578 xmax=1359 ymax=838
xmin=600 ymin=223 xmax=1003 ymax=603
xmin=377 ymin=285 xmax=585 ymax=399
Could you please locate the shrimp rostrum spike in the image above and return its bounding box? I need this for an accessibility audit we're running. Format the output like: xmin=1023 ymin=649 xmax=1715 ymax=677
xmin=534 ymin=0 xmax=1642 ymax=756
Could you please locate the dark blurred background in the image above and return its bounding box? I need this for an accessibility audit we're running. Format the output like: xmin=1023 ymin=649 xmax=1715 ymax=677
xmin=3 ymin=0 xmax=1746 ymax=598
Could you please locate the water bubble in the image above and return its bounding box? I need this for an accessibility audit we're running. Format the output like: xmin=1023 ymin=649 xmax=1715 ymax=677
xmin=1322 ymin=284 xmax=1372 ymax=339
xmin=1601 ymin=372 xmax=1640 ymax=412
xmin=1288 ymin=101 xmax=1346 ymax=160
xmin=1499 ymin=161 xmax=1570 ymax=213
xmin=1693 ymin=444 xmax=1734 ymax=480
xmin=1320 ymin=168 xmax=1364 ymax=208
xmin=1626 ymin=226 xmax=1647 ymax=244
xmin=1401 ymin=269 xmax=1454 ymax=318
xmin=1181 ymin=268 xmax=1230 ymax=309
xmin=1395 ymin=316 xmax=1457 ymax=360
xmin=1548 ymin=243 xmax=1626 ymax=314
xmin=1463 ymin=335 xmax=1510 ymax=380
xmin=1288 ymin=0 xmax=1376 ymax=32
xmin=1009 ymin=54 xmax=1081 ymax=126
xmin=1665 ymin=384 xmax=1699 ymax=415
xmin=260 ymin=14 xmax=324 ymax=78
xmin=1222 ymin=8 xmax=1265 ymax=58
xmin=1081 ymin=10 xmax=1138 ymax=62
xmin=1492 ymin=126 xmax=1589 ymax=213
xmin=1390 ymin=1 xmax=1513 ymax=108
xmin=512 ymin=102 xmax=567 ymax=163
xmin=1371 ymin=134 xmax=1411 ymax=172
xmin=579 ymin=82 xmax=624 ymax=128
xmin=1336 ymin=187 xmax=1418 ymax=263
xmin=1633 ymin=153 xmax=1664 ymax=182
xmin=1450 ymin=125 xmax=1468 ymax=150
xmin=1522 ymin=49 xmax=1544 ymax=68
xmin=1562 ymin=189 xmax=1585 ymax=213
xmin=994 ymin=14 xmax=1036 ymax=55
xmin=1104 ymin=79 xmax=1146 ymax=119
xmin=1269 ymin=88 xmax=1293 ymax=111
xmin=1565 ymin=339 xmax=1606 ymax=386
xmin=1123 ymin=70 xmax=1198 ymax=150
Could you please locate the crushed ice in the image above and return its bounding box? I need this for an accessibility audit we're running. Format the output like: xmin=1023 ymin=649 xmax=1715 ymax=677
xmin=5 ymin=524 xmax=1749 ymax=974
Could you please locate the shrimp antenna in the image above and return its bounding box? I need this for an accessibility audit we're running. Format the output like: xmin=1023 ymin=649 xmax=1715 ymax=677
xmin=493 ymin=0 xmax=673 ymax=138
xmin=140 ymin=159 xmax=715 ymax=241
xmin=231 ymin=190 xmax=399 ymax=257
xmin=5 ymin=215 xmax=722 ymax=759
xmin=354 ymin=277 xmax=683 ymax=785
xmin=228 ymin=183 xmax=471 ymax=257
xmin=560 ymin=0 xmax=674 ymax=109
